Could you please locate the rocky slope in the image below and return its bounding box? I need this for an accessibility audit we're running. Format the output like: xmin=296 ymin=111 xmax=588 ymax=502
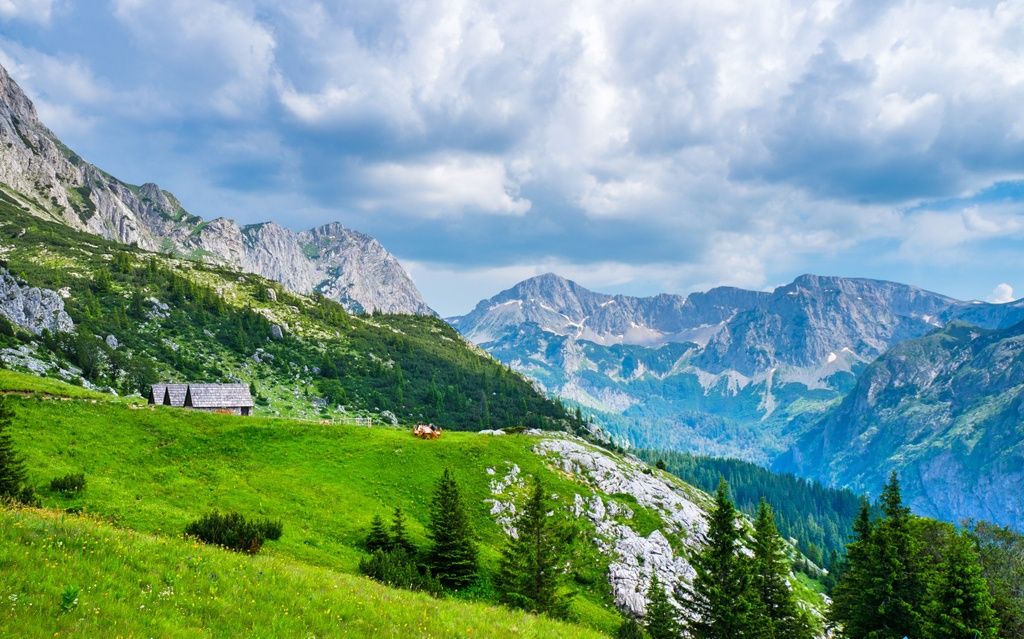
xmin=778 ymin=320 xmax=1024 ymax=530
xmin=451 ymin=273 xmax=1024 ymax=461
xmin=0 ymin=64 xmax=431 ymax=315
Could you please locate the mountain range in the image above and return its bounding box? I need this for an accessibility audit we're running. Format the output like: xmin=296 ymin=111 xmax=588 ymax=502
xmin=0 ymin=64 xmax=430 ymax=316
xmin=451 ymin=272 xmax=1024 ymax=528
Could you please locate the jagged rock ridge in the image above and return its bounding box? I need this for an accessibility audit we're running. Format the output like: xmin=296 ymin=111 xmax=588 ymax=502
xmin=0 ymin=64 xmax=431 ymax=315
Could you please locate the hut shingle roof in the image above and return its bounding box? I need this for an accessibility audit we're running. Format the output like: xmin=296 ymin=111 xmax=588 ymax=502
xmin=183 ymin=383 xmax=254 ymax=408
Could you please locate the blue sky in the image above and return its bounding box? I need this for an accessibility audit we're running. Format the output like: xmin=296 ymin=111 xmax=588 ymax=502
xmin=2 ymin=0 xmax=1023 ymax=316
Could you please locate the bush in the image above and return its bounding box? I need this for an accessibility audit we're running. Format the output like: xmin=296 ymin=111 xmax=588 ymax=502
xmin=184 ymin=511 xmax=283 ymax=554
xmin=359 ymin=549 xmax=441 ymax=596
xmin=49 ymin=473 xmax=86 ymax=493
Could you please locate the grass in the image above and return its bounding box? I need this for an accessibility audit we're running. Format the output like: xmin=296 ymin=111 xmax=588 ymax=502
xmin=0 ymin=384 xmax=623 ymax=634
xmin=0 ymin=507 xmax=607 ymax=638
xmin=0 ymin=369 xmax=108 ymax=400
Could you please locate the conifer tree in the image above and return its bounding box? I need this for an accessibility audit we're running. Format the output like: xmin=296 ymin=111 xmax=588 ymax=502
xmin=872 ymin=472 xmax=927 ymax=638
xmin=0 ymin=396 xmax=29 ymax=502
xmin=496 ymin=476 xmax=572 ymax=618
xmin=750 ymin=500 xmax=815 ymax=639
xmin=829 ymin=499 xmax=877 ymax=638
xmin=365 ymin=514 xmax=390 ymax=553
xmin=426 ymin=468 xmax=478 ymax=590
xmin=390 ymin=505 xmax=415 ymax=555
xmin=926 ymin=531 xmax=999 ymax=639
xmin=644 ymin=574 xmax=682 ymax=639
xmin=682 ymin=479 xmax=757 ymax=639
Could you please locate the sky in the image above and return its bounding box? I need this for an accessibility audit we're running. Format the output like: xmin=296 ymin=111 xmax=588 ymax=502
xmin=1 ymin=0 xmax=1023 ymax=316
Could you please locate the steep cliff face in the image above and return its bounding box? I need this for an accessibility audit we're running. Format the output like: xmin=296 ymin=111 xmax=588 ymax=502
xmin=779 ymin=321 xmax=1024 ymax=529
xmin=0 ymin=64 xmax=432 ymax=316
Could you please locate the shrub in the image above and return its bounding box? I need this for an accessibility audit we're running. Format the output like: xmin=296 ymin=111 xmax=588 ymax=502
xmin=184 ymin=511 xmax=283 ymax=554
xmin=359 ymin=549 xmax=441 ymax=596
xmin=49 ymin=473 xmax=86 ymax=493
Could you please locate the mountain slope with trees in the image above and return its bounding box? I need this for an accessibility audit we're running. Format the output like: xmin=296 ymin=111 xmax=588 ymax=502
xmin=780 ymin=321 xmax=1024 ymax=530
xmin=0 ymin=202 xmax=580 ymax=431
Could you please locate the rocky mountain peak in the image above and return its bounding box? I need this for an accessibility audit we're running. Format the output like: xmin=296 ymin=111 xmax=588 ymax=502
xmin=0 ymin=62 xmax=433 ymax=316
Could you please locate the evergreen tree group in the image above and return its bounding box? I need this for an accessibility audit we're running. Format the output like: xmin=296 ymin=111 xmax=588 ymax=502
xmin=360 ymin=469 xmax=478 ymax=596
xmin=830 ymin=472 xmax=1000 ymax=639
xmin=652 ymin=480 xmax=816 ymax=639
xmin=496 ymin=476 xmax=573 ymax=618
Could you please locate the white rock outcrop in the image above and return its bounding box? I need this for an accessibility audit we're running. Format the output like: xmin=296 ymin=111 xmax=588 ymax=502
xmin=0 ymin=268 xmax=74 ymax=335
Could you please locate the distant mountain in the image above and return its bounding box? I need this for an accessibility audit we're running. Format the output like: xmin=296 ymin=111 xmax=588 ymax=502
xmin=451 ymin=273 xmax=1024 ymax=462
xmin=0 ymin=64 xmax=431 ymax=315
xmin=450 ymin=272 xmax=765 ymax=347
xmin=778 ymin=320 xmax=1024 ymax=530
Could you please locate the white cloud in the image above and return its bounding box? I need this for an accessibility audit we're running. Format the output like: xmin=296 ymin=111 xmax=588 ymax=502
xmin=359 ymin=154 xmax=531 ymax=216
xmin=0 ymin=0 xmax=54 ymax=23
xmin=989 ymin=283 xmax=1016 ymax=304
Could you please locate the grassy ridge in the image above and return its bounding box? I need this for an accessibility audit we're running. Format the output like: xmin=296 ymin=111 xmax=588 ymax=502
xmin=0 ymin=374 xmax=621 ymax=633
xmin=0 ymin=507 xmax=606 ymax=639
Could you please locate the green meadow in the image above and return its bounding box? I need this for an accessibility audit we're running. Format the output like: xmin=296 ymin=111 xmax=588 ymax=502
xmin=0 ymin=370 xmax=620 ymax=636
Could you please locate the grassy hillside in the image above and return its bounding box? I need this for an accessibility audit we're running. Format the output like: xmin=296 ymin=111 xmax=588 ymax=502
xmin=0 ymin=201 xmax=581 ymax=431
xmin=0 ymin=372 xmax=627 ymax=633
xmin=0 ymin=507 xmax=605 ymax=639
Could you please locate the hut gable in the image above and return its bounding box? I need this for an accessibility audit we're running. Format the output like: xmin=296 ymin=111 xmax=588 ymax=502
xmin=149 ymin=382 xmax=188 ymax=406
xmin=162 ymin=384 xmax=188 ymax=407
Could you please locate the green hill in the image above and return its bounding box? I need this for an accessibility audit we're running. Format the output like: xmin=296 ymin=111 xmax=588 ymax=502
xmin=0 ymin=201 xmax=581 ymax=431
xmin=0 ymin=507 xmax=604 ymax=639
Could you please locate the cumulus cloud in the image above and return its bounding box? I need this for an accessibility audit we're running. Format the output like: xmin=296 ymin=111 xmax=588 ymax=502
xmin=3 ymin=0 xmax=1024 ymax=311
xmin=989 ymin=283 xmax=1016 ymax=304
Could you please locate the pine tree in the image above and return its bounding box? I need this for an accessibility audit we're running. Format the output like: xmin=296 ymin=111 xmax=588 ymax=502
xmin=926 ymin=531 xmax=999 ymax=639
xmin=829 ymin=499 xmax=877 ymax=638
xmin=750 ymin=500 xmax=815 ymax=639
xmin=0 ymin=396 xmax=29 ymax=502
xmin=390 ymin=505 xmax=415 ymax=555
xmin=496 ymin=476 xmax=572 ymax=618
xmin=682 ymin=479 xmax=757 ymax=639
xmin=872 ymin=472 xmax=927 ymax=638
xmin=644 ymin=574 xmax=682 ymax=639
xmin=365 ymin=514 xmax=390 ymax=553
xmin=426 ymin=468 xmax=478 ymax=590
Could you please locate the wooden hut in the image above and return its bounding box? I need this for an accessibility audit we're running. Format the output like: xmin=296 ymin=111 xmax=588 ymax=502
xmin=148 ymin=383 xmax=188 ymax=407
xmin=183 ymin=383 xmax=255 ymax=416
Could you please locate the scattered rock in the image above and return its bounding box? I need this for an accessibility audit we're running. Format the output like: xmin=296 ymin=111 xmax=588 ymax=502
xmin=379 ymin=410 xmax=398 ymax=426
xmin=478 ymin=429 xmax=505 ymax=435
xmin=265 ymin=287 xmax=277 ymax=302
xmin=105 ymin=334 xmax=119 ymax=349
xmin=270 ymin=324 xmax=284 ymax=340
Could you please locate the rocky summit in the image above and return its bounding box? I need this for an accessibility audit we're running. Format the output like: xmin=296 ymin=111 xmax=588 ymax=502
xmin=0 ymin=64 xmax=431 ymax=316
